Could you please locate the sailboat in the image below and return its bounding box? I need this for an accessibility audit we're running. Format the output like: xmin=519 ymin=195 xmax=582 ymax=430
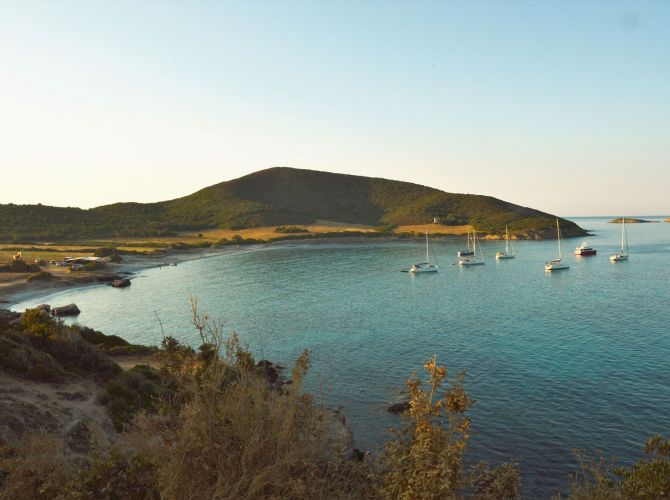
xmin=496 ymin=225 xmax=515 ymax=260
xmin=545 ymin=218 xmax=569 ymax=271
xmin=459 ymin=229 xmax=484 ymax=266
xmin=457 ymin=229 xmax=474 ymax=257
xmin=409 ymin=230 xmax=438 ymax=273
xmin=610 ymin=217 xmax=629 ymax=262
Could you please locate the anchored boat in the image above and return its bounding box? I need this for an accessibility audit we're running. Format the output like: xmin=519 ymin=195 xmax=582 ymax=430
xmin=496 ymin=225 xmax=515 ymax=260
xmin=459 ymin=229 xmax=484 ymax=266
xmin=545 ymin=219 xmax=569 ymax=271
xmin=610 ymin=217 xmax=630 ymax=262
xmin=574 ymin=242 xmax=597 ymax=256
xmin=409 ymin=230 xmax=438 ymax=273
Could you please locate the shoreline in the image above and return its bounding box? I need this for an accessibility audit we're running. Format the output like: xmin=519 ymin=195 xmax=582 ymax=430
xmin=0 ymin=232 xmax=587 ymax=309
xmin=0 ymin=247 xmax=240 ymax=309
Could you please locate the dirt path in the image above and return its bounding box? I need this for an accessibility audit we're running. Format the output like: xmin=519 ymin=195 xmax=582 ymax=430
xmin=0 ymin=373 xmax=116 ymax=454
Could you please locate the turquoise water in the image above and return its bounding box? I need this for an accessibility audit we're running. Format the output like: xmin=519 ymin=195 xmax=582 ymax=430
xmin=12 ymin=217 xmax=670 ymax=496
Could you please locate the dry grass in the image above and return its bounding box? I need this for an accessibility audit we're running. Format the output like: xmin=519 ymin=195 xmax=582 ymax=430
xmin=190 ymin=224 xmax=377 ymax=242
xmin=121 ymin=299 xmax=369 ymax=499
xmin=0 ymin=433 xmax=75 ymax=498
xmin=395 ymin=223 xmax=471 ymax=235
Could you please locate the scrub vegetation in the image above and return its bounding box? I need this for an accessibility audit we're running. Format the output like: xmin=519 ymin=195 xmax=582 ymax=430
xmin=0 ymin=304 xmax=663 ymax=499
xmin=0 ymin=167 xmax=586 ymax=242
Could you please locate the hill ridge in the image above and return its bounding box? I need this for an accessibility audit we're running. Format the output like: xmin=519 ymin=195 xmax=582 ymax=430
xmin=0 ymin=167 xmax=587 ymax=241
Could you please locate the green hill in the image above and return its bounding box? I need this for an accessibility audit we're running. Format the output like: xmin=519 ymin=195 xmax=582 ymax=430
xmin=0 ymin=167 xmax=587 ymax=241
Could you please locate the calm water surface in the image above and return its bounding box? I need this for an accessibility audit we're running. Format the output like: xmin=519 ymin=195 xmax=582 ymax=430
xmin=12 ymin=217 xmax=670 ymax=497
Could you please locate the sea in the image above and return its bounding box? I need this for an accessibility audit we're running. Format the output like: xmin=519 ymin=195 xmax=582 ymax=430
xmin=11 ymin=216 xmax=670 ymax=497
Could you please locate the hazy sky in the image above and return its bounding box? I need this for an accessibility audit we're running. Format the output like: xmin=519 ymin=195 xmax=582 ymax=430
xmin=1 ymin=1 xmax=668 ymax=215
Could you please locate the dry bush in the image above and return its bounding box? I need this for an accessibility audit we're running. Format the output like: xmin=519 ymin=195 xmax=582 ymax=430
xmin=377 ymin=355 xmax=519 ymax=499
xmin=563 ymin=435 xmax=670 ymax=499
xmin=0 ymin=433 xmax=74 ymax=499
xmin=123 ymin=299 xmax=366 ymax=499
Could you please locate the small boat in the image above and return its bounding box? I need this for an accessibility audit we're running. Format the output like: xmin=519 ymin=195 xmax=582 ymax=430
xmin=610 ymin=217 xmax=629 ymax=262
xmin=459 ymin=229 xmax=484 ymax=266
xmin=574 ymin=242 xmax=597 ymax=256
xmin=457 ymin=229 xmax=474 ymax=257
xmin=496 ymin=225 xmax=515 ymax=260
xmin=409 ymin=230 xmax=438 ymax=273
xmin=545 ymin=219 xmax=569 ymax=271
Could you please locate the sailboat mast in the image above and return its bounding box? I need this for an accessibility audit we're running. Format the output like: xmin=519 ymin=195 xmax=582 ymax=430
xmin=556 ymin=219 xmax=562 ymax=259
xmin=505 ymin=225 xmax=510 ymax=253
xmin=425 ymin=229 xmax=429 ymax=263
xmin=623 ymin=218 xmax=628 ymax=254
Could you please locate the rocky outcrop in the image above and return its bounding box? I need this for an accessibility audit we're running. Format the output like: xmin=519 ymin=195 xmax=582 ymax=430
xmin=111 ymin=278 xmax=131 ymax=288
xmin=320 ymin=407 xmax=355 ymax=462
xmin=609 ymin=217 xmax=657 ymax=223
xmin=96 ymin=275 xmax=125 ymax=283
xmin=51 ymin=303 xmax=80 ymax=317
xmin=387 ymin=401 xmax=411 ymax=414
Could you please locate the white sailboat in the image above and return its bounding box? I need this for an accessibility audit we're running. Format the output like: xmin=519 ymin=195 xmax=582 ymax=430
xmin=457 ymin=229 xmax=474 ymax=257
xmin=545 ymin=218 xmax=569 ymax=271
xmin=409 ymin=230 xmax=438 ymax=273
xmin=610 ymin=217 xmax=629 ymax=262
xmin=459 ymin=229 xmax=484 ymax=266
xmin=496 ymin=225 xmax=515 ymax=260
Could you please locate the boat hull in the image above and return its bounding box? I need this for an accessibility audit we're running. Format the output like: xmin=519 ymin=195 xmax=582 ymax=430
xmin=459 ymin=259 xmax=484 ymax=266
xmin=496 ymin=253 xmax=514 ymax=260
xmin=545 ymin=263 xmax=569 ymax=271
xmin=574 ymin=249 xmax=597 ymax=256
xmin=609 ymin=254 xmax=628 ymax=262
xmin=457 ymin=250 xmax=474 ymax=257
xmin=409 ymin=264 xmax=438 ymax=273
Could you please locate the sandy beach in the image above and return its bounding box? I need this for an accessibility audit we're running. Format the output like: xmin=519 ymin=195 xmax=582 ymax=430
xmin=0 ymin=232 xmax=491 ymax=310
xmin=0 ymin=248 xmax=233 ymax=309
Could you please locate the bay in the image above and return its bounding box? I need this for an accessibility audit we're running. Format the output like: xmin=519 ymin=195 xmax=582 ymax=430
xmin=12 ymin=216 xmax=670 ymax=496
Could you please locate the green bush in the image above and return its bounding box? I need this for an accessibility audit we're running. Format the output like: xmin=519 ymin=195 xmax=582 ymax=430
xmin=92 ymin=247 xmax=118 ymax=257
xmin=83 ymin=260 xmax=106 ymax=271
xmin=68 ymin=449 xmax=160 ymax=499
xmin=21 ymin=308 xmax=53 ymax=337
xmin=568 ymin=435 xmax=670 ymax=499
xmin=105 ymin=365 xmax=162 ymax=431
xmin=28 ymin=331 xmax=122 ymax=382
xmin=0 ymin=328 xmax=67 ymax=382
xmin=26 ymin=271 xmax=55 ymax=282
xmin=274 ymin=225 xmax=309 ymax=233
xmin=0 ymin=260 xmax=41 ymax=273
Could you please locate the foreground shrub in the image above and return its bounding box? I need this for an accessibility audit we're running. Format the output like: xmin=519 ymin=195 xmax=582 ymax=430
xmin=0 ymin=328 xmax=66 ymax=381
xmin=25 ymin=331 xmax=121 ymax=382
xmin=121 ymin=301 xmax=367 ymax=499
xmin=77 ymin=326 xmax=154 ymax=356
xmin=56 ymin=448 xmax=159 ymax=499
xmin=105 ymin=365 xmax=163 ymax=432
xmin=21 ymin=308 xmax=53 ymax=338
xmin=0 ymin=434 xmax=74 ymax=499
xmin=566 ymin=435 xmax=670 ymax=499
xmin=0 ymin=435 xmax=159 ymax=500
xmin=378 ymin=355 xmax=519 ymax=499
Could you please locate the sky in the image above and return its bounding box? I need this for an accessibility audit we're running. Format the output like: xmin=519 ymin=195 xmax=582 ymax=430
xmin=1 ymin=0 xmax=668 ymax=216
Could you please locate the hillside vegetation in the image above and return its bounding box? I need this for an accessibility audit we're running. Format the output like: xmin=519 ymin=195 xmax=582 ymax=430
xmin=0 ymin=167 xmax=586 ymax=241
